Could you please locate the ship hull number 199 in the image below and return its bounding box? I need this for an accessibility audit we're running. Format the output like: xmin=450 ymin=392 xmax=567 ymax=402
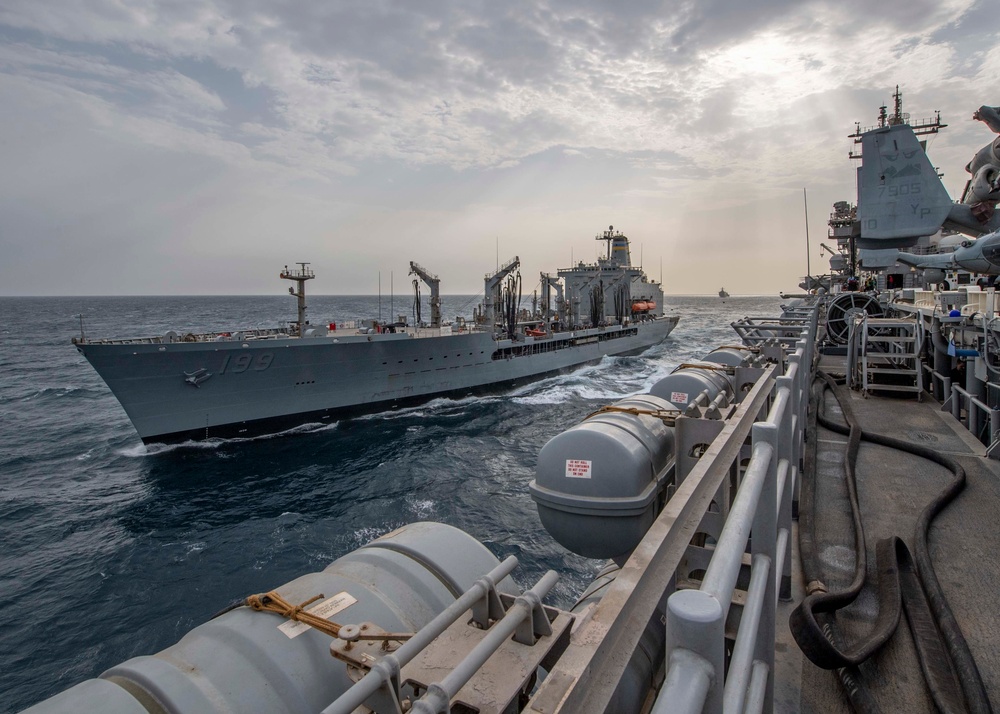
xmin=220 ymin=352 xmax=274 ymax=374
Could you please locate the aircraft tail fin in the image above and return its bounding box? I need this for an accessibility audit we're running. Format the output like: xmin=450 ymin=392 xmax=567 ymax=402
xmin=858 ymin=124 xmax=953 ymax=248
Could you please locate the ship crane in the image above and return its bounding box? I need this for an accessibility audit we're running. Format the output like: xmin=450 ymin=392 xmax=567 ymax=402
xmin=408 ymin=261 xmax=442 ymax=327
xmin=483 ymin=255 xmax=520 ymax=327
xmin=279 ymin=262 xmax=315 ymax=336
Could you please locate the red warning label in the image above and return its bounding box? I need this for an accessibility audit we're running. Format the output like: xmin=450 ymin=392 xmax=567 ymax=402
xmin=565 ymin=459 xmax=592 ymax=479
xmin=670 ymin=391 xmax=689 ymax=404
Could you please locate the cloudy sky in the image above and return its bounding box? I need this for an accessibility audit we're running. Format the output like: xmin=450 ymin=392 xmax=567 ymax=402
xmin=1 ymin=0 xmax=998 ymax=296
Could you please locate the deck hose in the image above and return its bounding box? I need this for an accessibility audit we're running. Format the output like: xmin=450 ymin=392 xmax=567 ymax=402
xmin=790 ymin=372 xmax=992 ymax=714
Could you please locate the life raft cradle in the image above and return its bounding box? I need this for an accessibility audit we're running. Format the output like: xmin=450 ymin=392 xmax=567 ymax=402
xmin=244 ymin=564 xmax=573 ymax=714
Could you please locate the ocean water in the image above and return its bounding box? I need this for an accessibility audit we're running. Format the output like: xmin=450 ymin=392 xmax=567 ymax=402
xmin=0 ymin=294 xmax=781 ymax=712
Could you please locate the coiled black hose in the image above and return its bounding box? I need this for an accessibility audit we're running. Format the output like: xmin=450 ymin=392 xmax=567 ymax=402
xmin=790 ymin=372 xmax=992 ymax=714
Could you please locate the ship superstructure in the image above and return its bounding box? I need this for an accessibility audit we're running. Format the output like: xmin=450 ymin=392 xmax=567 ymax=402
xmin=554 ymin=226 xmax=663 ymax=328
xmin=75 ymin=228 xmax=676 ymax=443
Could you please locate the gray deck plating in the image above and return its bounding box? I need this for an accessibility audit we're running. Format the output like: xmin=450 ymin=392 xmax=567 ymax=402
xmin=780 ymin=353 xmax=1000 ymax=712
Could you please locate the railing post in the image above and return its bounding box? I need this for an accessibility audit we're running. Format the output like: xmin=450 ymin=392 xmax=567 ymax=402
xmin=750 ymin=420 xmax=778 ymax=713
xmin=663 ymin=589 xmax=725 ymax=714
xmin=967 ymin=366 xmax=982 ymax=437
xmin=794 ymin=340 xmax=810 ymax=518
xmin=789 ymin=345 xmax=804 ymax=462
xmin=773 ymin=380 xmax=794 ymax=601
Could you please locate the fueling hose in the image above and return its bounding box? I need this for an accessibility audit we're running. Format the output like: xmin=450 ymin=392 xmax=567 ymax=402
xmin=790 ymin=372 xmax=992 ymax=714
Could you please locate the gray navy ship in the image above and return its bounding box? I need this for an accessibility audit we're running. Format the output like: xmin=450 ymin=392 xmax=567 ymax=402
xmin=75 ymin=226 xmax=678 ymax=444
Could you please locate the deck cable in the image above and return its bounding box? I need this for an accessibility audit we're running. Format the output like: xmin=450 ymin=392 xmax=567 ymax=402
xmin=790 ymin=371 xmax=992 ymax=714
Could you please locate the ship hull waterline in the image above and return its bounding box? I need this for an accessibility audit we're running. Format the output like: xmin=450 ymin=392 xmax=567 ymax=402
xmin=78 ymin=318 xmax=678 ymax=444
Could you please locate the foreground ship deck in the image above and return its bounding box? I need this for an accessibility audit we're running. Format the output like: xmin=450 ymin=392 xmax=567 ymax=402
xmin=780 ymin=343 xmax=1000 ymax=712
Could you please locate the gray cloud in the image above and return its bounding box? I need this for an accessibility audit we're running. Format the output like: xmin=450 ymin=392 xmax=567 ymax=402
xmin=1 ymin=0 xmax=998 ymax=295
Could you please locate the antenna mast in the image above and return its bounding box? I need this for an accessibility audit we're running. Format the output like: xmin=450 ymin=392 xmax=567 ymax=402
xmin=803 ymin=189 xmax=811 ymax=288
xmin=849 ymin=86 xmax=946 ymax=159
xmin=596 ymin=225 xmax=615 ymax=260
xmin=280 ymin=262 xmax=315 ymax=336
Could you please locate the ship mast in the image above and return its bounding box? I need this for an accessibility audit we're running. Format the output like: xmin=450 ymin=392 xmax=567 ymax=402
xmin=280 ymin=262 xmax=315 ymax=336
xmin=596 ymin=225 xmax=615 ymax=260
xmin=849 ymin=85 xmax=946 ymax=159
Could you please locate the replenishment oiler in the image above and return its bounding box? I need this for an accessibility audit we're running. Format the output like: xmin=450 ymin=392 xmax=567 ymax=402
xmin=74 ymin=226 xmax=677 ymax=444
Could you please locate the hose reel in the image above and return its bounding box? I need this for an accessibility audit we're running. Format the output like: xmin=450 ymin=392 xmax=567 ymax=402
xmin=825 ymin=293 xmax=884 ymax=344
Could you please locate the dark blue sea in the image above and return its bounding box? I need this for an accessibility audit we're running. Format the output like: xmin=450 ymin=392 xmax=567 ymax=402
xmin=0 ymin=294 xmax=780 ymax=712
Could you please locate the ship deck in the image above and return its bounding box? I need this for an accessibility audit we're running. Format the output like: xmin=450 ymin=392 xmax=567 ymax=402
xmin=776 ymin=350 xmax=1000 ymax=712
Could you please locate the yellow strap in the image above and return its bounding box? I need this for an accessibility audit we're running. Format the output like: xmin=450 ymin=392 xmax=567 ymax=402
xmin=246 ymin=591 xmax=343 ymax=638
xmin=676 ymin=362 xmax=732 ymax=373
xmin=587 ymin=405 xmax=681 ymax=422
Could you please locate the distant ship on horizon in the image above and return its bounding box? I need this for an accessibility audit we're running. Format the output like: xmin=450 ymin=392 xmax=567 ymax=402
xmin=719 ymin=287 xmax=730 ymax=298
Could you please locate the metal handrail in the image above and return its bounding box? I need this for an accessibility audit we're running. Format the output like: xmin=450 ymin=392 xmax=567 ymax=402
xmin=949 ymin=385 xmax=1000 ymax=443
xmin=528 ymin=304 xmax=817 ymax=714
xmin=410 ymin=572 xmax=559 ymax=714
xmin=529 ymin=366 xmax=779 ymax=714
xmin=650 ymin=306 xmax=816 ymax=714
xmin=321 ymin=557 xmax=519 ymax=714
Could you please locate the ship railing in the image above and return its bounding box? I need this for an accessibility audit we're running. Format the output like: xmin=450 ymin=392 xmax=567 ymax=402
xmin=927 ymin=366 xmax=952 ymax=404
xmin=321 ymin=557 xmax=565 ymax=714
xmin=651 ymin=350 xmax=806 ymax=714
xmin=649 ymin=313 xmax=816 ymax=714
xmin=528 ymin=305 xmax=818 ymax=714
xmin=944 ymin=384 xmax=1000 ymax=452
xmin=731 ymin=315 xmax=812 ymax=347
xmin=82 ymin=327 xmax=294 ymax=345
xmin=404 ymin=324 xmax=491 ymax=338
